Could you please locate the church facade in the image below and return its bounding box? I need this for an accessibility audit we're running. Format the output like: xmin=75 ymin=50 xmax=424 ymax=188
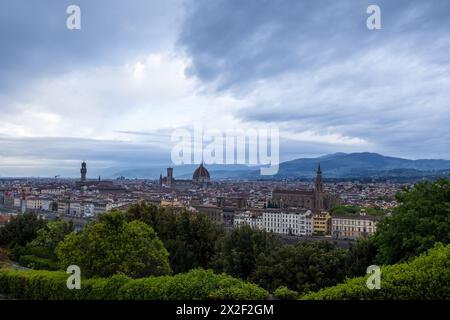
xmin=271 ymin=164 xmax=340 ymax=211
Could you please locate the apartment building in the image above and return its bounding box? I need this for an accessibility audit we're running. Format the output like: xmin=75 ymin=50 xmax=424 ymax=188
xmin=233 ymin=212 xmax=263 ymax=230
xmin=262 ymin=209 xmax=313 ymax=236
xmin=331 ymin=214 xmax=381 ymax=240
xmin=313 ymin=211 xmax=331 ymax=235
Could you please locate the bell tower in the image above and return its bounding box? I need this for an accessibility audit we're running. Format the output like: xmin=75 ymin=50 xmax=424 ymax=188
xmin=167 ymin=167 xmax=173 ymax=187
xmin=314 ymin=163 xmax=324 ymax=209
xmin=80 ymin=161 xmax=87 ymax=182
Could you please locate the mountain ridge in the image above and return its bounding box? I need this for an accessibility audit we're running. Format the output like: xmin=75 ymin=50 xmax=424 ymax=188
xmin=109 ymin=152 xmax=450 ymax=180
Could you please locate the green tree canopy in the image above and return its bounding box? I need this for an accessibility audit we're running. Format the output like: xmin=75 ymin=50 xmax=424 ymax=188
xmin=126 ymin=202 xmax=222 ymax=273
xmin=344 ymin=237 xmax=378 ymax=278
xmin=252 ymin=241 xmax=348 ymax=293
xmin=27 ymin=220 xmax=74 ymax=259
xmin=9 ymin=219 xmax=75 ymax=268
xmin=373 ymin=178 xmax=450 ymax=264
xmin=56 ymin=210 xmax=171 ymax=278
xmin=0 ymin=213 xmax=46 ymax=248
xmin=211 ymin=225 xmax=281 ymax=280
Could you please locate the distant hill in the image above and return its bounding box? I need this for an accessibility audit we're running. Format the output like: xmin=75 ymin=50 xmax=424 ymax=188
xmin=109 ymin=152 xmax=450 ymax=181
xmin=273 ymin=152 xmax=450 ymax=179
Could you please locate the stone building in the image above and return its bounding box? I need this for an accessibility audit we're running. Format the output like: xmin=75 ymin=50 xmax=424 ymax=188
xmin=271 ymin=164 xmax=340 ymax=211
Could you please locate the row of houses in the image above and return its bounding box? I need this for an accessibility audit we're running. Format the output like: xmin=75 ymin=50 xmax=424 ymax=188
xmin=232 ymin=209 xmax=381 ymax=240
xmin=55 ymin=200 xmax=124 ymax=217
xmin=0 ymin=192 xmax=128 ymax=218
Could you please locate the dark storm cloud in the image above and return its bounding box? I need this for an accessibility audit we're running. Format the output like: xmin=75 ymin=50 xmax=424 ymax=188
xmin=179 ymin=0 xmax=450 ymax=159
xmin=0 ymin=0 xmax=180 ymax=91
xmin=179 ymin=0 xmax=450 ymax=91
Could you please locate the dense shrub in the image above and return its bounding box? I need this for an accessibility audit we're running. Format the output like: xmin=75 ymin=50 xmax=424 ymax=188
xmin=0 ymin=213 xmax=46 ymax=247
xmin=273 ymin=286 xmax=299 ymax=300
xmin=301 ymin=243 xmax=450 ymax=300
xmin=18 ymin=255 xmax=59 ymax=271
xmin=10 ymin=245 xmax=54 ymax=262
xmin=0 ymin=269 xmax=74 ymax=300
xmin=212 ymin=225 xmax=281 ymax=280
xmin=118 ymin=269 xmax=268 ymax=300
xmin=252 ymin=241 xmax=348 ymax=293
xmin=0 ymin=268 xmax=268 ymax=300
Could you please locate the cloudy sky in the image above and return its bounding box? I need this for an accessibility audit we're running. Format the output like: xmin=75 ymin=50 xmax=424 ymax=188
xmin=0 ymin=0 xmax=449 ymax=177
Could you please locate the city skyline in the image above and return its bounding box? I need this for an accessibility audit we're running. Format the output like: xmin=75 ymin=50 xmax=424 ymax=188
xmin=1 ymin=0 xmax=450 ymax=176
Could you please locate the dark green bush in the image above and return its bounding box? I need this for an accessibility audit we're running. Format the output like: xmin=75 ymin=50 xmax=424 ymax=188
xmin=301 ymin=243 xmax=450 ymax=300
xmin=0 ymin=268 xmax=268 ymax=300
xmin=117 ymin=269 xmax=268 ymax=300
xmin=273 ymin=286 xmax=299 ymax=300
xmin=18 ymin=255 xmax=59 ymax=271
xmin=0 ymin=269 xmax=74 ymax=300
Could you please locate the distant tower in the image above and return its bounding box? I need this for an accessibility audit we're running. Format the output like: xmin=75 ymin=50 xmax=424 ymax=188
xmin=314 ymin=163 xmax=324 ymax=210
xmin=80 ymin=161 xmax=87 ymax=182
xmin=167 ymin=167 xmax=173 ymax=187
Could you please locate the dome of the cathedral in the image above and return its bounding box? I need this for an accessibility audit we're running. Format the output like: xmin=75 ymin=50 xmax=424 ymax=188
xmin=193 ymin=163 xmax=210 ymax=181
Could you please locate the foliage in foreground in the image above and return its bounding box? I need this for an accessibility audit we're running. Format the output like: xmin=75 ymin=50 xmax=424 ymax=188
xmin=212 ymin=224 xmax=281 ymax=280
xmin=0 ymin=213 xmax=46 ymax=248
xmin=9 ymin=220 xmax=74 ymax=269
xmin=56 ymin=211 xmax=171 ymax=278
xmin=252 ymin=241 xmax=349 ymax=294
xmin=273 ymin=286 xmax=299 ymax=300
xmin=0 ymin=268 xmax=268 ymax=300
xmin=301 ymin=243 xmax=450 ymax=300
xmin=373 ymin=178 xmax=450 ymax=264
xmin=126 ymin=202 xmax=223 ymax=273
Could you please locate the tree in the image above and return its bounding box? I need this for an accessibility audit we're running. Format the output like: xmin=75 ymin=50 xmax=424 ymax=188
xmin=211 ymin=225 xmax=281 ymax=280
xmin=56 ymin=210 xmax=171 ymax=278
xmin=9 ymin=220 xmax=74 ymax=269
xmin=252 ymin=241 xmax=348 ymax=293
xmin=344 ymin=237 xmax=378 ymax=277
xmin=27 ymin=220 xmax=74 ymax=259
xmin=0 ymin=213 xmax=46 ymax=248
xmin=126 ymin=202 xmax=222 ymax=273
xmin=373 ymin=178 xmax=450 ymax=264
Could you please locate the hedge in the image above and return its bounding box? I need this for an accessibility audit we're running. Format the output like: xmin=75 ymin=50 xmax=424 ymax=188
xmin=0 ymin=268 xmax=268 ymax=300
xmin=273 ymin=286 xmax=299 ymax=300
xmin=18 ymin=255 xmax=59 ymax=271
xmin=301 ymin=243 xmax=450 ymax=300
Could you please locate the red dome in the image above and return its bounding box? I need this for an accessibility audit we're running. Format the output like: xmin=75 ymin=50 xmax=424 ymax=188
xmin=193 ymin=163 xmax=210 ymax=181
